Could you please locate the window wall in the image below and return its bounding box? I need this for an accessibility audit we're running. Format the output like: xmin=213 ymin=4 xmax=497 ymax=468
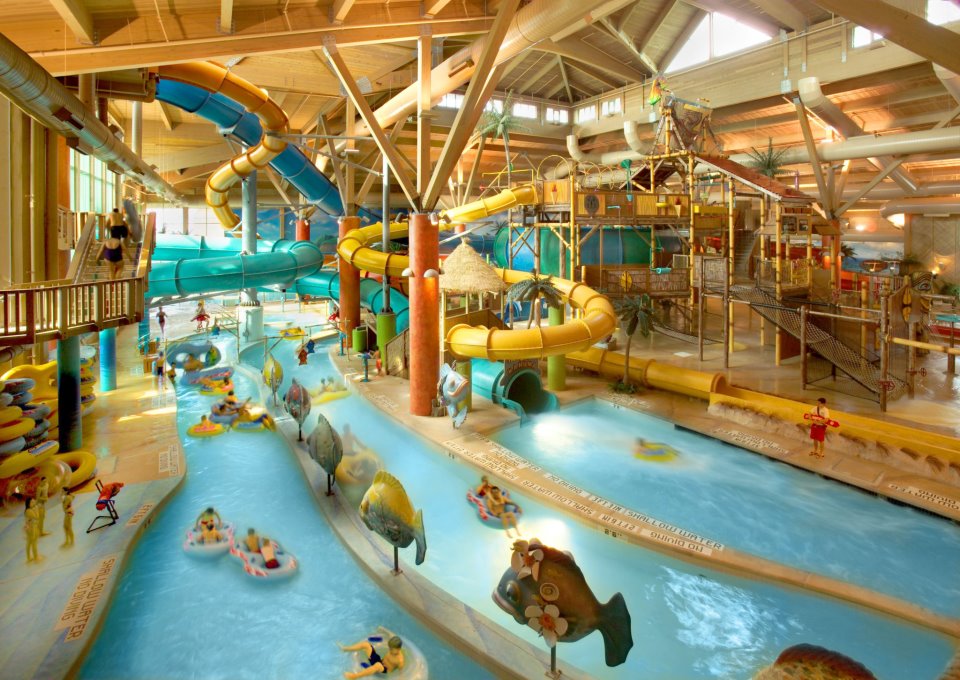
xmin=69 ymin=149 xmax=117 ymax=214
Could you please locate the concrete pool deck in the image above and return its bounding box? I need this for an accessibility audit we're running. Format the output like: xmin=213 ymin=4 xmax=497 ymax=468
xmin=328 ymin=346 xmax=960 ymax=642
xmin=0 ymin=326 xmax=184 ymax=680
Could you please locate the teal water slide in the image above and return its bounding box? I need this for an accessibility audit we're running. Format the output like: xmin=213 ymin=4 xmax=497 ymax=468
xmin=147 ymin=235 xmax=409 ymax=332
xmin=471 ymin=358 xmax=558 ymax=422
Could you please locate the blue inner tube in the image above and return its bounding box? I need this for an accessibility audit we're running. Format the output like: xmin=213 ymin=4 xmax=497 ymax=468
xmin=0 ymin=436 xmax=26 ymax=455
xmin=20 ymin=403 xmax=51 ymax=421
xmin=210 ymin=412 xmax=238 ymax=425
xmin=10 ymin=391 xmax=33 ymax=407
xmin=2 ymin=378 xmax=35 ymax=394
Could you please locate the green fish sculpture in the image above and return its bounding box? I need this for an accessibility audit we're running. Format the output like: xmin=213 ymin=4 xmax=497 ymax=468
xmin=307 ymin=414 xmax=342 ymax=496
xmin=359 ymin=470 xmax=426 ymax=565
xmin=493 ymin=539 xmax=633 ymax=667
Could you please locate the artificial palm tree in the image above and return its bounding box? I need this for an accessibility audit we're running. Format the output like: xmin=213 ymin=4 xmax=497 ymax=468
xmin=475 ymin=92 xmax=528 ymax=187
xmin=614 ymin=294 xmax=654 ymax=390
xmin=746 ymin=138 xmax=788 ymax=178
xmin=506 ymin=274 xmax=563 ymax=329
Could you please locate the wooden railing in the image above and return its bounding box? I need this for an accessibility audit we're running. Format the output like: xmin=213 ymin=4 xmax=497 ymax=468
xmin=0 ymin=218 xmax=155 ymax=348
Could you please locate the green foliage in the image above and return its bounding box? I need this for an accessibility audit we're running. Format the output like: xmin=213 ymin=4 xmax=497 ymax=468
xmin=506 ymin=275 xmax=563 ymax=328
xmin=610 ymin=381 xmax=637 ymax=394
xmin=475 ymin=92 xmax=529 ymax=185
xmin=938 ymin=281 xmax=960 ymax=299
xmin=746 ymin=138 xmax=788 ymax=178
xmin=839 ymin=243 xmax=856 ymax=258
xmin=614 ymin=294 xmax=654 ymax=339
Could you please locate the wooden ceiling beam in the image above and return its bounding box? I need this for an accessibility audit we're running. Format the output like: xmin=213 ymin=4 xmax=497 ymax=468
xmin=657 ymin=9 xmax=706 ymax=70
xmin=537 ymin=38 xmax=645 ymax=84
xmin=220 ymin=0 xmax=233 ymax=34
xmin=564 ymin=59 xmax=620 ymax=89
xmin=323 ymin=37 xmax=420 ymax=208
xmin=331 ymin=0 xmax=356 ymax=24
xmin=636 ymin=0 xmax=679 ymax=55
xmin=616 ymin=1 xmax=643 ymax=32
xmin=806 ymin=0 xmax=960 ymax=75
xmin=597 ymin=18 xmax=657 ymax=74
xmin=158 ymin=102 xmax=177 ymax=131
xmin=47 ymin=0 xmax=95 ymax=45
xmin=557 ymin=57 xmax=574 ymax=103
xmin=28 ymin=5 xmax=493 ymax=76
xmin=749 ymin=0 xmax=807 ymax=32
xmin=424 ymin=0 xmax=454 ymax=17
xmin=519 ymin=54 xmax=560 ymax=95
xmin=424 ymin=0 xmax=521 ymax=209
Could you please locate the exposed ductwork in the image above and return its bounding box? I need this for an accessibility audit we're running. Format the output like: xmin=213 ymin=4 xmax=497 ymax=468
xmin=624 ymin=120 xmax=645 ymax=154
xmin=357 ymin=0 xmax=634 ymax=136
xmin=798 ymin=76 xmax=919 ymax=193
xmin=0 ymin=32 xmax=182 ymax=203
xmin=880 ymin=196 xmax=960 ymax=219
xmin=841 ymin=180 xmax=960 ymax=202
xmin=935 ymin=64 xmax=960 ymax=106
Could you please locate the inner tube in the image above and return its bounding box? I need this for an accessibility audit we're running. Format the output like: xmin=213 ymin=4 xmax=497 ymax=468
xmin=0 ymin=405 xmax=23 ymax=425
xmin=0 ymin=439 xmax=59 ymax=478
xmin=2 ymin=378 xmax=35 ymax=394
xmin=232 ymin=416 xmax=274 ymax=432
xmin=347 ymin=628 xmax=428 ymax=680
xmin=10 ymin=391 xmax=33 ymax=407
xmin=0 ymin=393 xmax=11 ymax=407
xmin=230 ymin=540 xmax=298 ymax=579
xmin=634 ymin=442 xmax=678 ymax=462
xmin=313 ymin=390 xmax=349 ymax=405
xmin=185 ymin=367 xmax=234 ymax=385
xmin=278 ymin=327 xmax=306 ymax=339
xmin=183 ymin=521 xmax=235 ymax=556
xmin=20 ymin=403 xmax=51 ymax=422
xmin=209 ymin=412 xmax=239 ymax=425
xmin=188 ymin=421 xmax=226 ymax=438
xmin=0 ymin=417 xmax=35 ymax=443
xmin=0 ymin=436 xmax=26 ymax=456
xmin=466 ymin=490 xmax=522 ymax=529
xmin=200 ymin=381 xmax=234 ymax=396
xmin=55 ymin=450 xmax=97 ymax=488
xmin=335 ymin=448 xmax=383 ymax=487
xmin=25 ymin=419 xmax=50 ymax=439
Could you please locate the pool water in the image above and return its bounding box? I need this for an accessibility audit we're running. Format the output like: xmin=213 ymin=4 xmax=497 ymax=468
xmin=255 ymin=333 xmax=956 ymax=680
xmin=492 ymin=400 xmax=960 ymax=619
xmin=78 ymin=339 xmax=491 ymax=680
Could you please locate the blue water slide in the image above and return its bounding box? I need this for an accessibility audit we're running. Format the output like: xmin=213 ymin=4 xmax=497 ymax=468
xmin=156 ymin=80 xmax=377 ymax=221
xmin=148 ymin=235 xmax=409 ymax=332
xmin=470 ymin=358 xmax=557 ymax=416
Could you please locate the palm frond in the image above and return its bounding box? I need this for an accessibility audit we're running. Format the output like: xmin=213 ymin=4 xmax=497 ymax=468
xmin=746 ymin=138 xmax=789 ymax=178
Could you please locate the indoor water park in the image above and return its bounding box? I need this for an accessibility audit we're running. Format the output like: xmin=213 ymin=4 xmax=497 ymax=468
xmin=3 ymin=2 xmax=960 ymax=679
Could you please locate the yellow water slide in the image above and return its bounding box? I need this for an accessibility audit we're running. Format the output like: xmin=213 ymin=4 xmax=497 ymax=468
xmin=158 ymin=62 xmax=288 ymax=232
xmin=336 ymin=184 xmax=617 ymax=360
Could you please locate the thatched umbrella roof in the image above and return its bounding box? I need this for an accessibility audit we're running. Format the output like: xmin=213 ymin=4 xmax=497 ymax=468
xmin=439 ymin=240 xmax=507 ymax=294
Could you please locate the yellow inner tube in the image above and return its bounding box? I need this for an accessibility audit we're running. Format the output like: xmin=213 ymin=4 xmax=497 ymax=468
xmin=279 ymin=327 xmax=306 ymax=338
xmin=335 ymin=448 xmax=383 ymax=486
xmin=0 ymin=440 xmax=59 ymax=478
xmin=55 ymin=450 xmax=97 ymax=488
xmin=0 ymin=405 xmax=23 ymax=426
xmin=188 ymin=421 xmax=227 ymax=437
xmin=634 ymin=442 xmax=678 ymax=462
xmin=0 ymin=417 xmax=35 ymax=443
xmin=200 ymin=382 xmax=234 ymax=396
xmin=313 ymin=390 xmax=349 ymax=405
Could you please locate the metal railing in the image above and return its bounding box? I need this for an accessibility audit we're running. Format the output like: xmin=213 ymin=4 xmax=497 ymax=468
xmin=756 ymin=258 xmax=812 ymax=288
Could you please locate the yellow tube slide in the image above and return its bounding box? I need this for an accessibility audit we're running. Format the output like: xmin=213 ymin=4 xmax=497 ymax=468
xmin=337 ymin=184 xmax=616 ymax=360
xmin=159 ymin=63 xmax=289 ymax=232
xmin=566 ymin=347 xmax=726 ymax=400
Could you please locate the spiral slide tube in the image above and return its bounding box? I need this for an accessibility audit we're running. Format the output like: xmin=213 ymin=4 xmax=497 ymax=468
xmin=336 ymin=185 xmax=617 ymax=360
xmin=158 ymin=63 xmax=290 ymax=232
xmin=156 ymin=78 xmax=367 ymax=221
xmin=147 ymin=236 xmax=408 ymax=332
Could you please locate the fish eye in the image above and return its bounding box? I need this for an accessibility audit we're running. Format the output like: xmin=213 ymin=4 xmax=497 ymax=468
xmin=506 ymin=581 xmax=520 ymax=603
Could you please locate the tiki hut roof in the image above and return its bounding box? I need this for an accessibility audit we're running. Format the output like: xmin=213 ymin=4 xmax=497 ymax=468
xmin=439 ymin=240 xmax=507 ymax=294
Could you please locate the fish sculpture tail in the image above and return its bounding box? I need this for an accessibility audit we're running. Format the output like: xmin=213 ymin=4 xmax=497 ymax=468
xmin=412 ymin=509 xmax=427 ymax=565
xmin=598 ymin=592 xmax=633 ymax=667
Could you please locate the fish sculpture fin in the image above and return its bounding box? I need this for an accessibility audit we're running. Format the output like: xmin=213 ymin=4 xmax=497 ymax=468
xmin=372 ymin=469 xmax=402 ymax=489
xmin=412 ymin=508 xmax=427 ymax=565
xmin=598 ymin=592 xmax=633 ymax=667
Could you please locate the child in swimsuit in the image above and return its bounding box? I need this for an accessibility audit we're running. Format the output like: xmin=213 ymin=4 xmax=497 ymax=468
xmin=339 ymin=634 xmax=404 ymax=678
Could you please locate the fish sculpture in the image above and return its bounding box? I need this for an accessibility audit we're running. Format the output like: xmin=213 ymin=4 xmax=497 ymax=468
xmin=359 ymin=470 xmax=426 ymax=565
xmin=753 ymin=644 xmax=876 ymax=680
xmin=307 ymin=413 xmax=343 ymax=495
xmin=438 ymin=363 xmax=469 ymax=429
xmin=284 ymin=379 xmax=311 ymax=440
xmin=493 ymin=539 xmax=633 ymax=667
xmin=263 ymin=354 xmax=283 ymax=405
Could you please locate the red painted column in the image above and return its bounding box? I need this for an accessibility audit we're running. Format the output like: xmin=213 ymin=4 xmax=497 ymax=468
xmin=295 ymin=219 xmax=311 ymax=241
xmin=338 ymin=216 xmax=361 ymax=337
xmin=408 ymin=213 xmax=440 ymax=416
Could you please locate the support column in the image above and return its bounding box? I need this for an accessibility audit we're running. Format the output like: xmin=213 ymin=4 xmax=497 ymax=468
xmin=338 ymin=215 xmax=362 ymax=337
xmin=376 ymin=156 xmax=396 ymax=350
xmin=239 ymin=171 xmax=263 ymax=343
xmin=295 ymin=218 xmax=311 ymax=241
xmin=547 ymin=305 xmax=566 ymax=390
xmin=57 ymin=336 xmax=82 ymax=452
xmin=408 ymin=213 xmax=440 ymax=416
xmin=99 ymin=327 xmax=117 ymax=392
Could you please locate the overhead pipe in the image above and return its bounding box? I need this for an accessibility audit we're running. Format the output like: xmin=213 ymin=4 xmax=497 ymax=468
xmin=880 ymin=196 xmax=960 ymax=219
xmin=355 ymin=0 xmax=634 ymax=137
xmin=840 ymin=180 xmax=960 ymax=202
xmin=0 ymin=32 xmax=181 ymax=202
xmin=158 ymin=62 xmax=288 ymax=232
xmin=934 ymin=64 xmax=960 ymax=106
xmin=797 ymin=77 xmax=919 ymax=193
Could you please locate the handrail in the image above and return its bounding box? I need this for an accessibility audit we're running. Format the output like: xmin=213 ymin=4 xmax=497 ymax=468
xmin=67 ymin=213 xmax=100 ymax=282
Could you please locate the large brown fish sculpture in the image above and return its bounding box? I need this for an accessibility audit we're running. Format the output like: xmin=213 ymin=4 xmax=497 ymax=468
xmin=493 ymin=538 xmax=633 ymax=666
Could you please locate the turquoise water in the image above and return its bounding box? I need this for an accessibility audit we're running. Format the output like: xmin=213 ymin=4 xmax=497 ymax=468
xmin=79 ymin=339 xmax=490 ymax=680
xmin=259 ymin=335 xmax=955 ymax=680
xmin=492 ymin=399 xmax=960 ymax=619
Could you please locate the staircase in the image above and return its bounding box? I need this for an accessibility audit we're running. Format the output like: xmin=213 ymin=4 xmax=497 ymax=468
xmin=76 ymin=241 xmax=143 ymax=282
xmin=733 ymin=229 xmax=759 ymax=282
xmin=729 ymin=285 xmax=908 ymax=400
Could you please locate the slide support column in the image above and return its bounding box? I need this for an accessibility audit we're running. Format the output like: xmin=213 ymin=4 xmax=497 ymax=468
xmin=99 ymin=328 xmax=117 ymax=392
xmin=339 ymin=216 xmax=362 ymax=338
xmin=547 ymin=305 xmax=566 ymax=390
xmin=239 ymin=172 xmax=263 ymax=343
xmin=57 ymin=336 xmax=82 ymax=452
xmin=456 ymin=358 xmax=473 ymax=411
xmin=408 ymin=213 xmax=439 ymax=416
xmin=296 ymin=219 xmax=310 ymax=241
